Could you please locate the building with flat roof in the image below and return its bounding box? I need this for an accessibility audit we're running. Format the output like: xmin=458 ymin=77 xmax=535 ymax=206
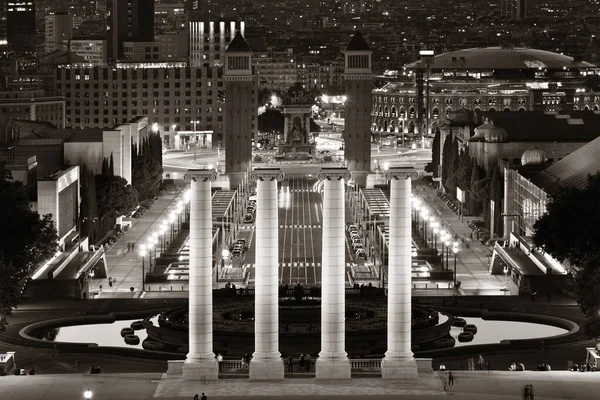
xmin=55 ymin=62 xmax=256 ymax=147
xmin=0 ymin=89 xmax=66 ymax=129
xmin=45 ymin=12 xmax=73 ymax=54
xmin=68 ymin=39 xmax=107 ymax=66
xmin=7 ymin=0 xmax=35 ymax=53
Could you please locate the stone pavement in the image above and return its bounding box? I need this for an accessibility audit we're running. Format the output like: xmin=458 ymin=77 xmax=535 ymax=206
xmin=412 ymin=181 xmax=506 ymax=295
xmin=2 ymin=371 xmax=599 ymax=400
xmin=155 ymin=374 xmax=445 ymax=397
xmin=95 ymin=188 xmax=186 ymax=298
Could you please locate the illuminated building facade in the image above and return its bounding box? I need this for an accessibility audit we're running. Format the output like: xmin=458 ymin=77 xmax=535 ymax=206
xmin=372 ymin=47 xmax=600 ymax=143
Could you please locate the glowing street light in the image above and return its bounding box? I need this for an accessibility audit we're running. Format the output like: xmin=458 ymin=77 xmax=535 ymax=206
xmin=83 ymin=389 xmax=93 ymax=399
xmin=452 ymin=242 xmax=459 ymax=287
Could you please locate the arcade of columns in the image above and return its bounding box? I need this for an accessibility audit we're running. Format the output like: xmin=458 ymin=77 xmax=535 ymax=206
xmin=180 ymin=166 xmax=420 ymax=380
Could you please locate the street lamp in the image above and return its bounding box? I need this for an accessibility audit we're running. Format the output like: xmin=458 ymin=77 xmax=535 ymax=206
xmin=452 ymin=242 xmax=459 ymax=287
xmin=84 ymin=389 xmax=93 ymax=399
xmin=440 ymin=230 xmax=447 ymax=269
xmin=444 ymin=239 xmax=451 ymax=270
xmin=503 ymin=265 xmax=509 ymax=292
xmin=432 ymin=222 xmax=439 ymax=248
xmin=139 ymin=247 xmax=146 ymax=288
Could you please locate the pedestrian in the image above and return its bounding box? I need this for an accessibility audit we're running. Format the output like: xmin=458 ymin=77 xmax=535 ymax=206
xmin=193 ymin=395 xmax=199 ymax=400
xmin=216 ymin=353 xmax=223 ymax=372
xmin=201 ymin=393 xmax=207 ymax=400
xmin=487 ymin=360 xmax=493 ymax=374
xmin=299 ymin=354 xmax=305 ymax=372
xmin=127 ymin=242 xmax=131 ymax=252
xmin=448 ymin=371 xmax=454 ymax=386
xmin=75 ymin=359 xmax=80 ymax=369
xmin=287 ymin=354 xmax=293 ymax=372
xmin=108 ymin=277 xmax=113 ymax=288
xmin=131 ymin=242 xmax=135 ymax=251
xmin=305 ymin=353 xmax=311 ymax=372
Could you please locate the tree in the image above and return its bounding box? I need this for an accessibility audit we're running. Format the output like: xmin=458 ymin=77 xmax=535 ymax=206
xmin=95 ymin=174 xmax=138 ymax=217
xmin=79 ymin=163 xmax=98 ymax=242
xmin=0 ymin=162 xmax=58 ymax=331
xmin=425 ymin=129 xmax=441 ymax=177
xmin=441 ymin=133 xmax=454 ymax=191
xmin=489 ymin=166 xmax=503 ymax=237
xmin=533 ymin=173 xmax=600 ymax=335
xmin=258 ymin=109 xmax=284 ymax=134
xmin=469 ymin=162 xmax=488 ymax=215
xmin=131 ymin=133 xmax=163 ymax=201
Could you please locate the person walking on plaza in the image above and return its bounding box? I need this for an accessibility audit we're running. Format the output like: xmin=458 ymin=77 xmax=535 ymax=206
xmin=193 ymin=395 xmax=199 ymax=400
xmin=305 ymin=353 xmax=312 ymax=372
xmin=216 ymin=353 xmax=223 ymax=372
xmin=287 ymin=354 xmax=293 ymax=372
xmin=299 ymin=354 xmax=305 ymax=372
xmin=448 ymin=371 xmax=454 ymax=387
xmin=201 ymin=393 xmax=207 ymax=400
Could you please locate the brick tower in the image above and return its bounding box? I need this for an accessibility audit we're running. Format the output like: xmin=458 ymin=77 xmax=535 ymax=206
xmin=343 ymin=31 xmax=373 ymax=187
xmin=224 ymin=31 xmax=253 ymax=189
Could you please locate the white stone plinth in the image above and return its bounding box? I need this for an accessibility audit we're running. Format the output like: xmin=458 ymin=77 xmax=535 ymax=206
xmin=315 ymin=357 xmax=351 ymax=379
xmin=382 ymin=168 xmax=419 ymax=379
xmin=249 ymin=357 xmax=285 ymax=380
xmin=250 ymin=168 xmax=285 ymax=380
xmin=182 ymin=360 xmax=219 ymax=381
xmin=381 ymin=358 xmax=418 ymax=379
xmin=184 ymin=170 xmax=218 ymax=380
xmin=317 ymin=168 xmax=351 ymax=380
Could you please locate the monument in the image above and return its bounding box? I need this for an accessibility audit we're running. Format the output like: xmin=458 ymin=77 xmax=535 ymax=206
xmin=275 ymin=86 xmax=316 ymax=161
xmin=224 ymin=32 xmax=253 ymax=189
xmin=343 ymin=31 xmax=373 ymax=187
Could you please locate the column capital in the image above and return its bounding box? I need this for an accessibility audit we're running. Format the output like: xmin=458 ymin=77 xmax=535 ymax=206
xmin=184 ymin=169 xmax=218 ymax=182
xmin=384 ymin=166 xmax=419 ymax=181
xmin=317 ymin=168 xmax=351 ymax=181
xmin=250 ymin=168 xmax=284 ymax=182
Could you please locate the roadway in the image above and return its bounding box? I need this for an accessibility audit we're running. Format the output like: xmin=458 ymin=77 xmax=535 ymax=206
xmin=243 ymin=175 xmax=355 ymax=286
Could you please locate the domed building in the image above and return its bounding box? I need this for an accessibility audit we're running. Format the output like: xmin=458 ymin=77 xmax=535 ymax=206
xmin=372 ymin=47 xmax=600 ymax=143
xmin=521 ymin=147 xmax=548 ymax=166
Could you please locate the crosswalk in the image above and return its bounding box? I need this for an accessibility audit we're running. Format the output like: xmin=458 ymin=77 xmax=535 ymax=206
xmin=279 ymin=225 xmax=322 ymax=229
xmin=244 ymin=262 xmax=358 ymax=268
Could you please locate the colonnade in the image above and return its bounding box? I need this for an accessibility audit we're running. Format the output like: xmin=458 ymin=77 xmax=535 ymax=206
xmin=182 ymin=166 xmax=418 ymax=380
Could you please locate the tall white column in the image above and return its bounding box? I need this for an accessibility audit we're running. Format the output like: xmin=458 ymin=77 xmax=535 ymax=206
xmin=249 ymin=168 xmax=285 ymax=380
xmin=183 ymin=169 xmax=219 ymax=381
xmin=381 ymin=167 xmax=419 ymax=379
xmin=316 ymin=168 xmax=351 ymax=379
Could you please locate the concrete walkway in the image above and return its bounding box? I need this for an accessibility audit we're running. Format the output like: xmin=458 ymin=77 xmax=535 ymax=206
xmin=2 ymin=371 xmax=599 ymax=400
xmin=94 ymin=188 xmax=186 ymax=298
xmin=413 ymin=181 xmax=507 ymax=295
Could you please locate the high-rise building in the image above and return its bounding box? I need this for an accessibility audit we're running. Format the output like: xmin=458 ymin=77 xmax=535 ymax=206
xmin=189 ymin=21 xmax=244 ymax=67
xmin=500 ymin=0 xmax=515 ymax=18
xmin=0 ymin=0 xmax=7 ymax=48
xmin=7 ymin=0 xmax=36 ymax=54
xmin=517 ymin=0 xmax=527 ymax=19
xmin=106 ymin=0 xmax=155 ymax=61
xmin=45 ymin=12 xmax=73 ymax=54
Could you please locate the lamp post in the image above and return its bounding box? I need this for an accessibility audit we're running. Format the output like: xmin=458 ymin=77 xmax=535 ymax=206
xmin=83 ymin=389 xmax=93 ymax=399
xmin=444 ymin=239 xmax=451 ymax=271
xmin=139 ymin=247 xmax=146 ymax=288
xmin=432 ymin=223 xmax=439 ymax=249
xmin=452 ymin=242 xmax=459 ymax=287
xmin=503 ymin=266 xmax=509 ymax=292
xmin=440 ymin=231 xmax=447 ymax=269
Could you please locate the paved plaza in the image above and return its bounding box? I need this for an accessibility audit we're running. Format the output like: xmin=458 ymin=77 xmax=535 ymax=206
xmin=2 ymin=371 xmax=599 ymax=400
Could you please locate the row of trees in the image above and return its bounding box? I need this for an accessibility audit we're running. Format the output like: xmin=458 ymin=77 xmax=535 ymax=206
xmin=0 ymin=163 xmax=58 ymax=331
xmin=80 ymin=132 xmax=163 ymax=243
xmin=435 ymin=133 xmax=503 ymax=237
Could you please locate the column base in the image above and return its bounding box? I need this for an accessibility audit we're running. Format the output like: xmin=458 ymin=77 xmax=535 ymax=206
xmin=249 ymin=356 xmax=284 ymax=380
xmin=182 ymin=359 xmax=219 ymax=381
xmin=381 ymin=357 xmax=418 ymax=379
xmin=315 ymin=356 xmax=351 ymax=379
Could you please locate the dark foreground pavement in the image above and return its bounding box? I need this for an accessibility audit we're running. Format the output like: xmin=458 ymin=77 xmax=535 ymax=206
xmin=2 ymin=371 xmax=599 ymax=400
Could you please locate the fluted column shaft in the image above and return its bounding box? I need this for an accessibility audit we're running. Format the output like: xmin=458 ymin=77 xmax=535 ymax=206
xmin=254 ymin=178 xmax=280 ymax=358
xmin=386 ymin=176 xmax=413 ymax=359
xmin=320 ymin=177 xmax=347 ymax=358
xmin=381 ymin=167 xmax=418 ymax=379
xmin=187 ymin=178 xmax=215 ymax=362
xmin=249 ymin=168 xmax=284 ymax=380
xmin=316 ymin=168 xmax=351 ymax=379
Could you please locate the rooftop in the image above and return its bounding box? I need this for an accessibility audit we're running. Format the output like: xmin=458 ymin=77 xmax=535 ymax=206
xmin=226 ymin=32 xmax=252 ymax=53
xmin=406 ymin=47 xmax=597 ymax=70
xmin=345 ymin=31 xmax=371 ymax=52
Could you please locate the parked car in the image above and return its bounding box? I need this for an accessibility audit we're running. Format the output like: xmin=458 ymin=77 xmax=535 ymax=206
xmin=347 ymin=224 xmax=358 ymax=232
xmin=244 ymin=214 xmax=254 ymax=223
xmin=236 ymin=238 xmax=247 ymax=247
xmin=356 ymin=249 xmax=367 ymax=259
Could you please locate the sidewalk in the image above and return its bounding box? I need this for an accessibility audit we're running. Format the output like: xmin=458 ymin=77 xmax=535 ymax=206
xmin=95 ymin=188 xmax=186 ymax=298
xmin=413 ymin=181 xmax=506 ymax=295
